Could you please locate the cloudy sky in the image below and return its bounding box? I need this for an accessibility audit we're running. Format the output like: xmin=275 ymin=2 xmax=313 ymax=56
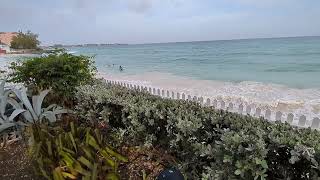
xmin=1 ymin=0 xmax=319 ymax=45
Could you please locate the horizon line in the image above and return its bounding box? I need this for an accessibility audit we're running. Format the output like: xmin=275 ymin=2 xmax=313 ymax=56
xmin=46 ymin=35 xmax=320 ymax=46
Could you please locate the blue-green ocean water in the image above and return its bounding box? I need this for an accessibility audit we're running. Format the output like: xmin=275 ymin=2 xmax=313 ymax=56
xmin=69 ymin=36 xmax=320 ymax=89
xmin=1 ymin=37 xmax=320 ymax=118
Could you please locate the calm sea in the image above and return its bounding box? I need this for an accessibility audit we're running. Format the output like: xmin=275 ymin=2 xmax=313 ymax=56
xmin=1 ymin=36 xmax=320 ymax=118
xmin=70 ymin=36 xmax=320 ymax=89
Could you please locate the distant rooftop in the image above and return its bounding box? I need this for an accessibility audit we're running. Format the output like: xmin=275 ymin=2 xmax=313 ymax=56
xmin=0 ymin=32 xmax=18 ymax=46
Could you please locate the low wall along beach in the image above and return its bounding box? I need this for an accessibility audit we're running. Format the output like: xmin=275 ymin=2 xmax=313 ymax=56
xmin=105 ymin=79 xmax=320 ymax=130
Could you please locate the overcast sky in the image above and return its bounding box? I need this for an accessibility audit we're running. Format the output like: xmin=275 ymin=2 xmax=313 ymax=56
xmin=1 ymin=0 xmax=319 ymax=45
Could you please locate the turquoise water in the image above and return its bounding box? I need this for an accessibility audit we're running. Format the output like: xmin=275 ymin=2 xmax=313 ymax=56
xmin=1 ymin=37 xmax=320 ymax=118
xmin=69 ymin=36 xmax=320 ymax=89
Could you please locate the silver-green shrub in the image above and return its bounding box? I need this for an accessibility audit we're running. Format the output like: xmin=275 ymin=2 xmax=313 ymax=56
xmin=0 ymin=79 xmax=68 ymax=142
xmin=75 ymin=79 xmax=320 ymax=179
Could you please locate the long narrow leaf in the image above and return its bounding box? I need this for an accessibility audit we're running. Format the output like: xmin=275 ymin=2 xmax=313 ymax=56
xmin=0 ymin=80 xmax=5 ymax=96
xmin=53 ymin=167 xmax=65 ymax=180
xmin=68 ymin=132 xmax=77 ymax=153
xmin=18 ymin=87 xmax=38 ymax=120
xmin=78 ymin=156 xmax=93 ymax=169
xmin=0 ymin=90 xmax=10 ymax=117
xmin=61 ymin=172 xmax=77 ymax=179
xmin=105 ymin=147 xmax=128 ymax=162
xmin=8 ymin=109 xmax=26 ymax=122
xmin=74 ymin=162 xmax=90 ymax=176
xmin=0 ymin=123 xmax=16 ymax=133
xmin=91 ymin=163 xmax=98 ymax=180
xmin=42 ymin=111 xmax=57 ymax=123
xmin=81 ymin=146 xmax=94 ymax=161
xmin=35 ymin=89 xmax=50 ymax=116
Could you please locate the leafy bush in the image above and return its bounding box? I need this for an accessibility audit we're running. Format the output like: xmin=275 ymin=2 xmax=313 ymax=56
xmin=75 ymin=80 xmax=320 ymax=179
xmin=9 ymin=51 xmax=96 ymax=105
xmin=30 ymin=121 xmax=127 ymax=180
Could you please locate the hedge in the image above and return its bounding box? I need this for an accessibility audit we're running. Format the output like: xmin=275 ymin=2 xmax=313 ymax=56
xmin=75 ymin=79 xmax=320 ymax=180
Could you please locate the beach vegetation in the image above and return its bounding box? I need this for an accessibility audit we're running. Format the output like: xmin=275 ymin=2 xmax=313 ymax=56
xmin=29 ymin=121 xmax=127 ymax=180
xmin=8 ymin=51 xmax=96 ymax=105
xmin=75 ymin=79 xmax=320 ymax=179
xmin=3 ymin=57 xmax=320 ymax=179
xmin=10 ymin=30 xmax=40 ymax=50
xmin=0 ymin=79 xmax=67 ymax=147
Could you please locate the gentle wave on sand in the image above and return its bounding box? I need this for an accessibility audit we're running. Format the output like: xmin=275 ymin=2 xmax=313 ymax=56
xmin=99 ymin=71 xmax=320 ymax=120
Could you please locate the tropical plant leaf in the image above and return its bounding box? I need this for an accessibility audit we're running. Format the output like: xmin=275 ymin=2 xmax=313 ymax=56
xmin=42 ymin=111 xmax=57 ymax=123
xmin=53 ymin=167 xmax=64 ymax=180
xmin=78 ymin=156 xmax=94 ymax=169
xmin=62 ymin=172 xmax=77 ymax=179
xmin=0 ymin=123 xmax=16 ymax=133
xmin=105 ymin=172 xmax=119 ymax=180
xmin=8 ymin=109 xmax=26 ymax=122
xmin=91 ymin=163 xmax=98 ymax=180
xmin=35 ymin=89 xmax=50 ymax=116
xmin=105 ymin=147 xmax=128 ymax=162
xmin=68 ymin=132 xmax=77 ymax=153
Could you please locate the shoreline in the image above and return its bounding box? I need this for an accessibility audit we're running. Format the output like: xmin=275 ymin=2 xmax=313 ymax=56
xmin=98 ymin=71 xmax=320 ymax=121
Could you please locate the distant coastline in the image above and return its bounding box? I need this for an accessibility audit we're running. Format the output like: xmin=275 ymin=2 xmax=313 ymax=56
xmin=49 ymin=43 xmax=129 ymax=49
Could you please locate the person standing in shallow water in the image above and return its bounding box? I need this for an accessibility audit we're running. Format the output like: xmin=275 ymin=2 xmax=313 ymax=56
xmin=119 ymin=66 xmax=124 ymax=72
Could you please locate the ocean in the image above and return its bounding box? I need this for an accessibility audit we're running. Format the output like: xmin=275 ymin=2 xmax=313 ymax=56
xmin=1 ymin=36 xmax=320 ymax=121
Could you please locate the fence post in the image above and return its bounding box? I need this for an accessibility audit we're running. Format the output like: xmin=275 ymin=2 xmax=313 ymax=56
xmin=255 ymin=108 xmax=261 ymax=117
xmin=206 ymin=98 xmax=211 ymax=106
xmin=213 ymin=99 xmax=218 ymax=108
xmin=246 ymin=105 xmax=251 ymax=115
xmin=275 ymin=111 xmax=282 ymax=122
xmin=162 ymin=90 xmax=165 ymax=97
xmin=311 ymin=118 xmax=320 ymax=129
xmin=286 ymin=113 xmax=294 ymax=124
xmin=157 ymin=89 xmax=161 ymax=96
xmin=172 ymin=92 xmax=175 ymax=99
xmin=228 ymin=102 xmax=233 ymax=112
xmin=182 ymin=93 xmax=185 ymax=100
xmin=298 ymin=115 xmax=307 ymax=127
xmin=238 ymin=104 xmax=244 ymax=114
xmin=193 ymin=96 xmax=197 ymax=102
xmin=220 ymin=100 xmax=225 ymax=109
xmin=177 ymin=92 xmax=180 ymax=99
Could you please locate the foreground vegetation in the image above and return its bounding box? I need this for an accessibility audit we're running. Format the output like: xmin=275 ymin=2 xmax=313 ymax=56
xmin=1 ymin=51 xmax=320 ymax=179
xmin=76 ymin=80 xmax=320 ymax=179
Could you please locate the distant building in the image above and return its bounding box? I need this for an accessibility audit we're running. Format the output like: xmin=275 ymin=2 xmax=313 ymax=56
xmin=0 ymin=32 xmax=18 ymax=46
xmin=0 ymin=32 xmax=18 ymax=53
xmin=0 ymin=42 xmax=10 ymax=54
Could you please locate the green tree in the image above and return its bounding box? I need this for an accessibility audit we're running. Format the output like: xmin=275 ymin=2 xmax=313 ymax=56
xmin=10 ymin=30 xmax=40 ymax=49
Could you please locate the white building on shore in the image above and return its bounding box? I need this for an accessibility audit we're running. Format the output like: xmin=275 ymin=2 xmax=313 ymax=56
xmin=0 ymin=42 xmax=11 ymax=53
xmin=0 ymin=32 xmax=18 ymax=54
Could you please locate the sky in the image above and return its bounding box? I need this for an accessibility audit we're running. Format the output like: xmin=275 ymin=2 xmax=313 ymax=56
xmin=1 ymin=0 xmax=319 ymax=45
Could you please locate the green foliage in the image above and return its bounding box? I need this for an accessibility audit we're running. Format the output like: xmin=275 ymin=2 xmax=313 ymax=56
xmin=10 ymin=30 xmax=40 ymax=49
xmin=0 ymin=80 xmax=25 ymax=135
xmin=30 ymin=121 xmax=127 ymax=180
xmin=75 ymin=80 xmax=320 ymax=179
xmin=9 ymin=51 xmax=96 ymax=103
xmin=0 ymin=79 xmax=67 ymax=139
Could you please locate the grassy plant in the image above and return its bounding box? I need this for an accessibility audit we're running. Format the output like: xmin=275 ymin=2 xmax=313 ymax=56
xmin=30 ymin=121 xmax=127 ymax=180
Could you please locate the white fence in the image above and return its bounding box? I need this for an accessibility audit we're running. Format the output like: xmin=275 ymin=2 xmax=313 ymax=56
xmin=105 ymin=79 xmax=320 ymax=130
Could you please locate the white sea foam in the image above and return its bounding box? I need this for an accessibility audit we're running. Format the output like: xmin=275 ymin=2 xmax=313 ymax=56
xmin=98 ymin=71 xmax=320 ymax=120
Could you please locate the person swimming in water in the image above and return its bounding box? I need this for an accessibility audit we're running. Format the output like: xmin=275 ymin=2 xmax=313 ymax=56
xmin=119 ymin=65 xmax=124 ymax=71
